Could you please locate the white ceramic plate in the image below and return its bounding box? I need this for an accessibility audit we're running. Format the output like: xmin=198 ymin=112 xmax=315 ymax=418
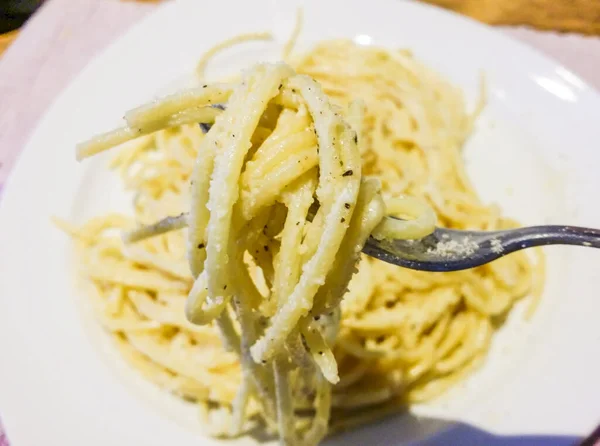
xmin=1 ymin=0 xmax=600 ymax=444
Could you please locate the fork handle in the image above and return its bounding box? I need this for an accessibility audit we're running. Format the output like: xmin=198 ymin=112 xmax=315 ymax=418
xmin=500 ymin=225 xmax=600 ymax=251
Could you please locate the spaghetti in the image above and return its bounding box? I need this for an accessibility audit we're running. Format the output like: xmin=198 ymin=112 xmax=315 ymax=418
xmin=62 ymin=35 xmax=541 ymax=445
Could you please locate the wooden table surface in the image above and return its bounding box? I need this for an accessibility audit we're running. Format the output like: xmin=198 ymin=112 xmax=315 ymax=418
xmin=0 ymin=0 xmax=599 ymax=444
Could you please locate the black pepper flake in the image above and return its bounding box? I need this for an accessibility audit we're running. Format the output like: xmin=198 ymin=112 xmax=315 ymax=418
xmin=262 ymin=360 xmax=267 ymax=364
xmin=223 ymin=285 xmax=227 ymax=290
xmin=301 ymin=337 xmax=310 ymax=351
xmin=232 ymin=134 xmax=236 ymax=138
xmin=319 ymin=351 xmax=323 ymax=355
xmin=376 ymin=336 xmax=385 ymax=343
xmin=278 ymin=83 xmax=282 ymax=89
xmin=203 ymin=84 xmax=207 ymax=88
xmin=354 ymin=135 xmax=358 ymax=144
xmin=264 ymin=245 xmax=269 ymax=252
xmin=342 ymin=170 xmax=353 ymax=177
xmin=296 ymin=221 xmax=301 ymax=225
xmin=292 ymin=89 xmax=296 ymax=93
xmin=341 ymin=218 xmax=346 ymax=223
xmin=385 ymin=300 xmax=395 ymax=308
xmin=313 ymin=315 xmax=320 ymax=321
xmin=197 ymin=243 xmax=205 ymax=249
xmin=344 ymin=202 xmax=351 ymax=209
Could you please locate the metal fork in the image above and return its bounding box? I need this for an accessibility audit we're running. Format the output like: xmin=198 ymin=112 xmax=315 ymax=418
xmin=127 ymin=204 xmax=600 ymax=273
xmin=364 ymin=223 xmax=600 ymax=272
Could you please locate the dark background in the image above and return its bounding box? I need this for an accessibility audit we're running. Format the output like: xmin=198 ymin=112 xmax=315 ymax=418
xmin=0 ymin=0 xmax=44 ymax=34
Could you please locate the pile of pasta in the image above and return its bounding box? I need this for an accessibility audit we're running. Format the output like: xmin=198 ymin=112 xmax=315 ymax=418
xmin=61 ymin=39 xmax=542 ymax=445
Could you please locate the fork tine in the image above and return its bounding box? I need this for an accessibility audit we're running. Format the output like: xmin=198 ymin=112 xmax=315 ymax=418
xmin=199 ymin=103 xmax=226 ymax=133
